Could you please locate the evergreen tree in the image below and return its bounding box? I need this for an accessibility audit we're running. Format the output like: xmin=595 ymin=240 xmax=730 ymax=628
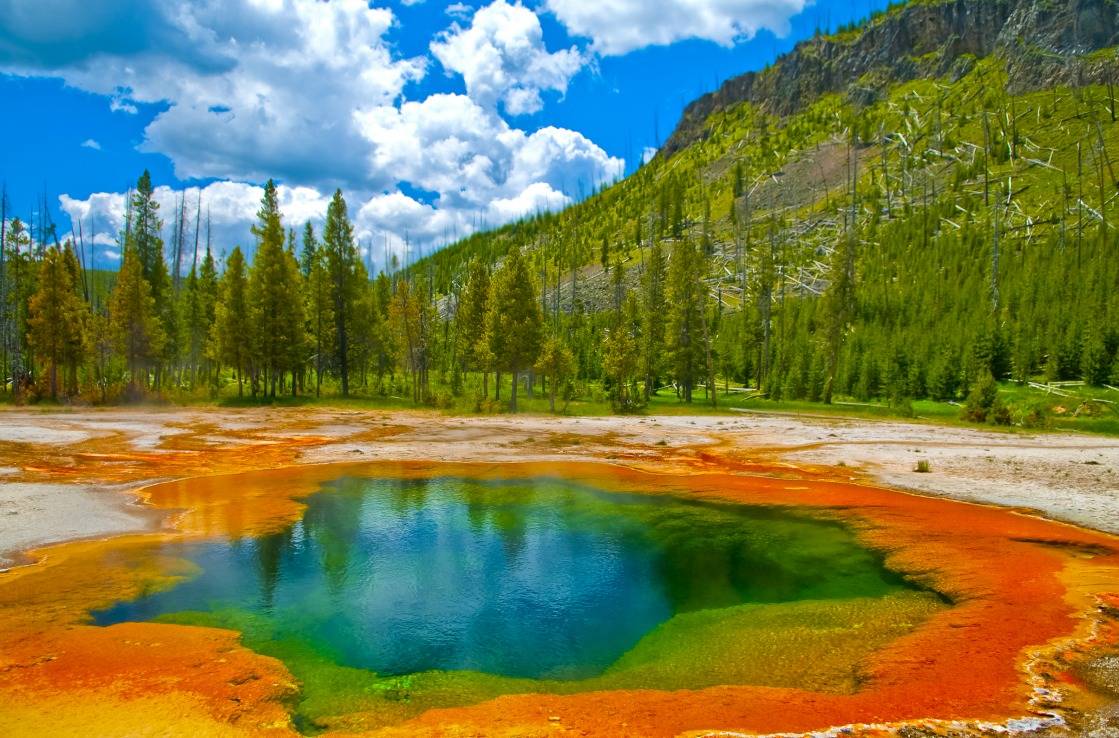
xmin=129 ymin=171 xmax=174 ymax=382
xmin=323 ymin=190 xmax=361 ymax=396
xmin=248 ymin=180 xmax=301 ymax=398
xmin=456 ymin=258 xmax=492 ymax=396
xmin=822 ymin=229 xmax=857 ymax=404
xmin=603 ymin=291 xmax=643 ymax=410
xmin=300 ymin=222 xmax=317 ymax=277
xmin=27 ymin=244 xmax=86 ymax=399
xmin=3 ymin=218 xmax=37 ymax=392
xmin=389 ymin=276 xmax=435 ymax=403
xmin=198 ymin=248 xmax=219 ymax=386
xmin=348 ymin=269 xmax=382 ymax=392
xmin=372 ymin=271 xmax=395 ymax=387
xmin=534 ymin=335 xmax=576 ymax=413
xmin=304 ymin=228 xmax=334 ymax=395
xmin=110 ymin=246 xmax=165 ymax=393
xmin=1082 ymin=326 xmax=1110 ymax=387
xmin=211 ymin=247 xmax=251 ymax=397
xmin=488 ymin=248 xmax=542 ymax=412
xmin=641 ymin=240 xmax=667 ymax=398
xmin=666 ymin=239 xmax=706 ymax=402
xmin=283 ymin=243 xmax=308 ymax=396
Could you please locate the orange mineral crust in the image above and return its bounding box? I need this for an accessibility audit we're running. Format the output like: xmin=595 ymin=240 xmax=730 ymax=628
xmin=1 ymin=459 xmax=1116 ymax=738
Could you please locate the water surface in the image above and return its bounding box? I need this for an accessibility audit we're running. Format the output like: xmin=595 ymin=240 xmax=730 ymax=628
xmin=96 ymin=475 xmax=917 ymax=681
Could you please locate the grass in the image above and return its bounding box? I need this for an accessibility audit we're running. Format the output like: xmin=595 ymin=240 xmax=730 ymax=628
xmin=9 ymin=372 xmax=1118 ymax=437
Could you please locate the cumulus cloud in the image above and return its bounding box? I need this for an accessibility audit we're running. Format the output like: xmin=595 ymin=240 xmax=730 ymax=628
xmin=57 ymin=144 xmax=619 ymax=271
xmin=356 ymin=93 xmax=623 ymax=215
xmin=80 ymin=139 xmax=101 ymax=150
xmin=59 ymin=182 xmax=331 ymax=268
xmin=5 ymin=0 xmax=623 ymax=259
xmin=431 ymin=0 xmax=585 ymax=115
xmin=57 ymin=94 xmax=623 ymax=268
xmin=543 ymin=0 xmax=809 ymax=56
xmin=0 ymin=0 xmax=425 ymax=189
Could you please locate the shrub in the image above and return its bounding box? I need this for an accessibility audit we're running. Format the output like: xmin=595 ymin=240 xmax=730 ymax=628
xmin=1014 ymin=400 xmax=1050 ymax=429
xmin=962 ymin=372 xmax=1000 ymax=423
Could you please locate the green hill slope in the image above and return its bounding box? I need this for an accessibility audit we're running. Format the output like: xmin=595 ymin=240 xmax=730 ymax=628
xmin=411 ymin=0 xmax=1119 ymax=418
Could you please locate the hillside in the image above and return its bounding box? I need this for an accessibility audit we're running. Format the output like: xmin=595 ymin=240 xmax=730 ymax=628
xmin=412 ymin=0 xmax=1119 ymax=413
xmin=664 ymin=0 xmax=1119 ymax=156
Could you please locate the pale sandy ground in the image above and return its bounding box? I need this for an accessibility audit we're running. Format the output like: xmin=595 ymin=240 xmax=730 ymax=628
xmin=0 ymin=406 xmax=1117 ymax=567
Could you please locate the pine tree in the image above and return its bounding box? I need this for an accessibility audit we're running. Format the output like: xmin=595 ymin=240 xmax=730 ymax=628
xmin=488 ymin=248 xmax=542 ymax=412
xmin=822 ymin=229 xmax=857 ymax=404
xmin=300 ymin=222 xmax=317 ymax=277
xmin=603 ymin=291 xmax=643 ymax=411
xmin=27 ymin=244 xmax=86 ymax=399
xmin=1082 ymin=326 xmax=1110 ymax=387
xmin=641 ymin=240 xmax=667 ymax=398
xmin=211 ymin=247 xmax=251 ymax=397
xmin=128 ymin=171 xmax=174 ymax=383
xmin=666 ymin=238 xmax=706 ymax=402
xmin=389 ymin=276 xmax=435 ymax=403
xmin=283 ymin=243 xmax=308 ymax=396
xmin=534 ymin=336 xmax=576 ymax=413
xmin=180 ymin=241 xmax=219 ymax=389
xmin=131 ymin=171 xmax=165 ymax=293
xmin=197 ymin=247 xmax=219 ymax=387
xmin=248 ymin=180 xmax=300 ymax=398
xmin=3 ymin=218 xmax=37 ymax=392
xmin=372 ymin=271 xmax=395 ymax=388
xmin=347 ymin=267 xmax=381 ymax=392
xmin=456 ymin=258 xmax=492 ymax=397
xmin=322 ymin=190 xmax=361 ymax=396
xmin=110 ymin=246 xmax=165 ymax=394
xmin=182 ymin=266 xmax=203 ymax=383
xmin=304 ymin=227 xmax=334 ymax=395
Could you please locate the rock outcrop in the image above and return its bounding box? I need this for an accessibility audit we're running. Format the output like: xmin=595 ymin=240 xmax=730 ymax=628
xmin=662 ymin=0 xmax=1119 ymax=159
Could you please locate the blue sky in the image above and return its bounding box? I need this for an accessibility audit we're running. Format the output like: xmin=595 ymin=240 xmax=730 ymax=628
xmin=0 ymin=0 xmax=887 ymax=269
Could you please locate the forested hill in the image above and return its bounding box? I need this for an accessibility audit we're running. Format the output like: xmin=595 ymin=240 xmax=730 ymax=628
xmin=407 ymin=0 xmax=1119 ymax=414
xmin=5 ymin=0 xmax=1119 ymax=421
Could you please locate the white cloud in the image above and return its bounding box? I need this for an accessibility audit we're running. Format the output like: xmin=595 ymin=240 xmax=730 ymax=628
xmin=642 ymin=146 xmax=658 ymax=164
xmin=431 ymin=0 xmax=585 ymax=116
xmin=1 ymin=0 xmax=425 ymax=190
xmin=8 ymin=0 xmax=624 ymax=259
xmin=356 ymin=93 xmax=622 ymax=214
xmin=57 ymin=141 xmax=620 ymax=272
xmin=445 ymin=3 xmax=472 ymax=20
xmin=543 ymin=0 xmax=809 ymax=56
xmin=60 ymin=182 xmax=331 ymax=269
xmin=487 ymin=181 xmax=569 ymax=222
xmin=80 ymin=138 xmax=101 ymax=150
xmin=357 ymin=191 xmax=464 ymax=254
xmin=59 ymin=92 xmax=623 ymax=269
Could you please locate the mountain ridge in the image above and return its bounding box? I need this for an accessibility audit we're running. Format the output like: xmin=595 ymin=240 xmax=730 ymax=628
xmin=662 ymin=0 xmax=1119 ymax=158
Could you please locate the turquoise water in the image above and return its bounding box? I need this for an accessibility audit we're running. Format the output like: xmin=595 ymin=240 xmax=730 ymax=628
xmin=94 ymin=476 xmax=914 ymax=681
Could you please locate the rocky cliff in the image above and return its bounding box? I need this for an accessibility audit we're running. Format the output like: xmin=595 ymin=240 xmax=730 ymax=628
xmin=661 ymin=0 xmax=1119 ymax=158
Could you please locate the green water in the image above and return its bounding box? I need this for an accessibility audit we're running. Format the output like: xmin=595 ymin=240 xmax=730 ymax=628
xmin=93 ymin=475 xmax=940 ymax=729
